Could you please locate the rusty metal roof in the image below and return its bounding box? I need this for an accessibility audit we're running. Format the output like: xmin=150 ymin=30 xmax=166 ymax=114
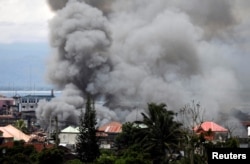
xmin=98 ymin=121 xmax=122 ymax=133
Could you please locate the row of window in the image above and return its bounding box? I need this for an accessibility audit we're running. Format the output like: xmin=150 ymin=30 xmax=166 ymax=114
xmin=21 ymin=99 xmax=38 ymax=103
xmin=22 ymin=105 xmax=36 ymax=108
xmin=21 ymin=98 xmax=51 ymax=103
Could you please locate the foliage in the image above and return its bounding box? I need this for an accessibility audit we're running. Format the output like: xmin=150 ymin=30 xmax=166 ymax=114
xmin=115 ymin=157 xmax=150 ymax=164
xmin=14 ymin=119 xmax=29 ymax=134
xmin=203 ymin=137 xmax=239 ymax=149
xmin=0 ymin=141 xmax=37 ymax=164
xmin=135 ymin=103 xmax=184 ymax=163
xmin=115 ymin=103 xmax=184 ymax=164
xmin=0 ymin=142 xmax=76 ymax=164
xmin=224 ymin=137 xmax=239 ymax=148
xmin=76 ymin=94 xmax=100 ymax=163
xmin=8 ymin=153 xmax=33 ymax=164
xmin=169 ymin=154 xmax=205 ymax=164
xmin=95 ymin=153 xmax=117 ymax=164
xmin=37 ymin=148 xmax=64 ymax=164
xmin=178 ymin=100 xmax=205 ymax=131
xmin=50 ymin=117 xmax=60 ymax=148
xmin=115 ymin=122 xmax=141 ymax=151
xmin=95 ymin=149 xmax=151 ymax=164
xmin=64 ymin=159 xmax=83 ymax=164
xmin=115 ymin=148 xmax=151 ymax=164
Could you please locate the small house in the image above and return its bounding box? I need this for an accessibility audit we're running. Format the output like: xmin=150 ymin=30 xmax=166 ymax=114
xmin=97 ymin=121 xmax=122 ymax=149
xmin=58 ymin=126 xmax=79 ymax=150
xmin=193 ymin=121 xmax=228 ymax=141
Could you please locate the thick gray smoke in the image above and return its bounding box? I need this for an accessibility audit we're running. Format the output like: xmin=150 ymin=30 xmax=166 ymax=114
xmin=37 ymin=0 xmax=250 ymax=131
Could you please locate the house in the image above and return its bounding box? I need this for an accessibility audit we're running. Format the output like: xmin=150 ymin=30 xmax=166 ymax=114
xmin=97 ymin=121 xmax=122 ymax=149
xmin=58 ymin=126 xmax=79 ymax=151
xmin=0 ymin=125 xmax=54 ymax=152
xmin=193 ymin=121 xmax=228 ymax=141
xmin=58 ymin=121 xmax=123 ymax=150
xmin=0 ymin=124 xmax=31 ymax=143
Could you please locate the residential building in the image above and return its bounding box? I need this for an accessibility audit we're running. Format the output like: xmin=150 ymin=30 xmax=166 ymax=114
xmin=58 ymin=121 xmax=123 ymax=150
xmin=98 ymin=121 xmax=122 ymax=149
xmin=0 ymin=124 xmax=31 ymax=143
xmin=59 ymin=126 xmax=79 ymax=151
xmin=193 ymin=121 xmax=228 ymax=141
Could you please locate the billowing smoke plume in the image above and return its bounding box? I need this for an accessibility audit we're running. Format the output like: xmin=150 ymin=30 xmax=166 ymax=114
xmin=37 ymin=0 xmax=250 ymax=131
xmin=37 ymin=0 xmax=115 ymax=128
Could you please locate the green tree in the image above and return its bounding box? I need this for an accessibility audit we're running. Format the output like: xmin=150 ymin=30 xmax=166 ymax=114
xmin=0 ymin=141 xmax=37 ymax=164
xmin=76 ymin=94 xmax=100 ymax=163
xmin=224 ymin=137 xmax=239 ymax=148
xmin=136 ymin=103 xmax=184 ymax=164
xmin=14 ymin=119 xmax=28 ymax=134
xmin=177 ymin=101 xmax=206 ymax=164
xmin=115 ymin=122 xmax=140 ymax=150
xmin=65 ymin=159 xmax=83 ymax=164
xmin=37 ymin=148 xmax=64 ymax=164
xmin=95 ymin=153 xmax=117 ymax=164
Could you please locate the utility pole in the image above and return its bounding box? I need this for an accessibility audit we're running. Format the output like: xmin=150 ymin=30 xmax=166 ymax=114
xmin=49 ymin=115 xmax=52 ymax=141
xmin=55 ymin=116 xmax=59 ymax=148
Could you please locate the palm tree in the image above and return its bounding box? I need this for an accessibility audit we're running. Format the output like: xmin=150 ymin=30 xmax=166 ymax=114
xmin=136 ymin=103 xmax=184 ymax=164
xmin=14 ymin=119 xmax=28 ymax=134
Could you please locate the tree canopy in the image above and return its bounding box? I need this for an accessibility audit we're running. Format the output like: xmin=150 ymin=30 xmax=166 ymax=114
xmin=115 ymin=103 xmax=184 ymax=164
xmin=75 ymin=95 xmax=100 ymax=163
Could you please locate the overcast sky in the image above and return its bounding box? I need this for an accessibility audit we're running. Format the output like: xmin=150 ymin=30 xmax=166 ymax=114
xmin=0 ymin=0 xmax=54 ymax=90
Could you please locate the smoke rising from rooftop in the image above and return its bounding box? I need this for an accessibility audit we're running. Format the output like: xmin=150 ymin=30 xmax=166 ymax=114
xmin=37 ymin=0 xmax=250 ymax=129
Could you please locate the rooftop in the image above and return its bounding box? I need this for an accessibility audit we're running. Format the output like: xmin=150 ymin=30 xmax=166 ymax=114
xmin=98 ymin=121 xmax=122 ymax=133
xmin=194 ymin=121 xmax=228 ymax=132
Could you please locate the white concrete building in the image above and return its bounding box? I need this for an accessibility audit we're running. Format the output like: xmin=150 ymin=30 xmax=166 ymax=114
xmin=59 ymin=126 xmax=79 ymax=150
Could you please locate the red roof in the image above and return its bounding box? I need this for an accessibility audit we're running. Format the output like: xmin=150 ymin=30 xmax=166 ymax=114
xmin=98 ymin=121 xmax=122 ymax=133
xmin=194 ymin=121 xmax=228 ymax=132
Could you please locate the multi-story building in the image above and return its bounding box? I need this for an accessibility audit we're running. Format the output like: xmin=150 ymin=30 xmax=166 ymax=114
xmin=19 ymin=95 xmax=53 ymax=112
xmin=0 ymin=97 xmax=18 ymax=126
xmin=0 ymin=97 xmax=15 ymax=115
xmin=16 ymin=90 xmax=55 ymax=129
xmin=0 ymin=90 xmax=55 ymax=130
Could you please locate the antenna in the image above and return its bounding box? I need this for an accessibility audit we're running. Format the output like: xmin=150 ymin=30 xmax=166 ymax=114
xmin=29 ymin=65 xmax=32 ymax=91
xmin=136 ymin=104 xmax=138 ymax=121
